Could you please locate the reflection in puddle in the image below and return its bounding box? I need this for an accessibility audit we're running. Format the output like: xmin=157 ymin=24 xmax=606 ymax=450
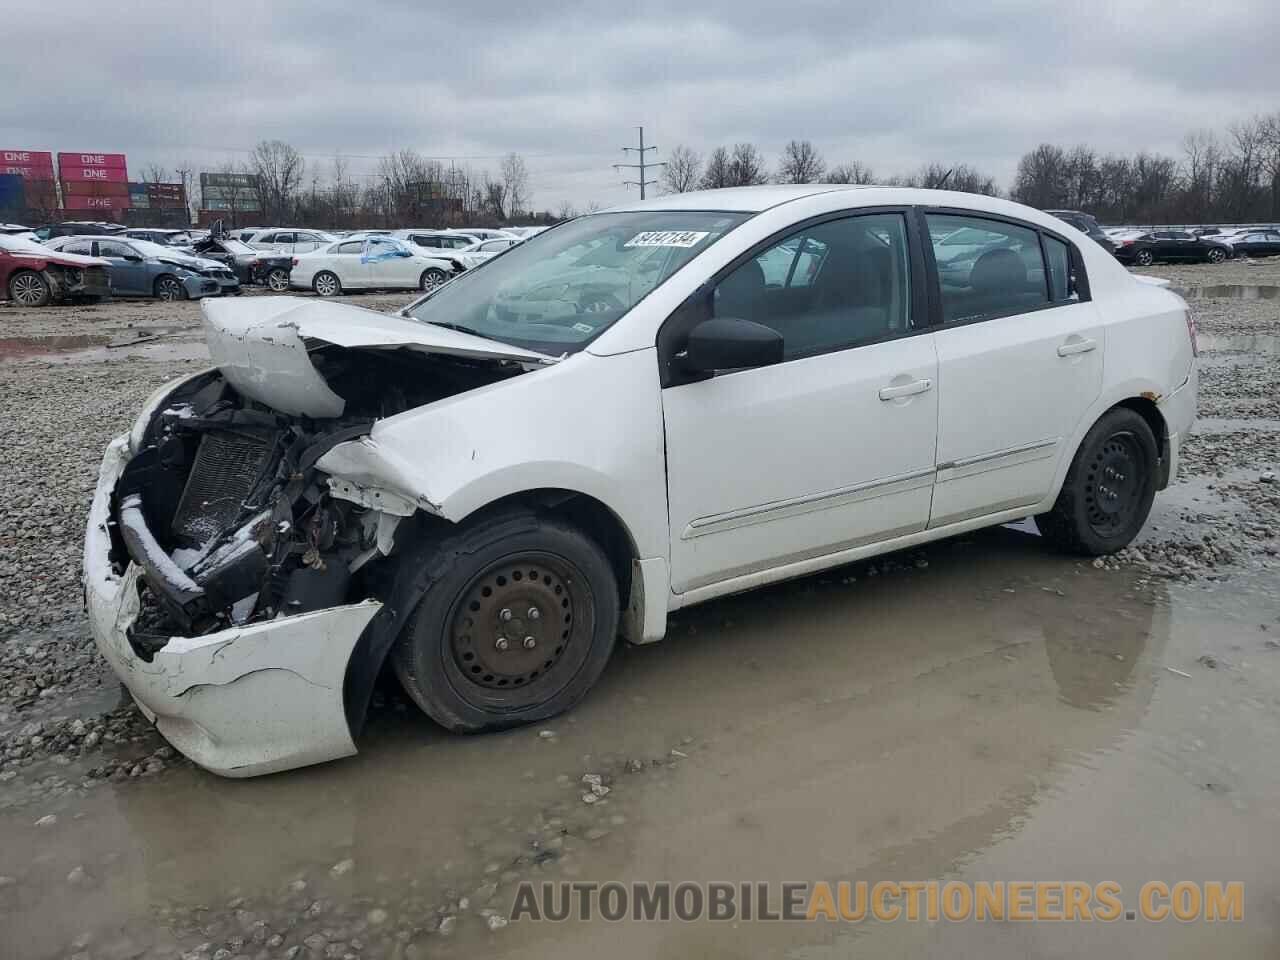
xmin=1177 ymin=284 xmax=1280 ymax=300
xmin=1198 ymin=333 xmax=1280 ymax=355
xmin=0 ymin=331 xmax=206 ymax=364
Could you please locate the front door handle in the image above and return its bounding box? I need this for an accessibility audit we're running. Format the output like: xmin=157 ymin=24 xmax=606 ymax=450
xmin=878 ymin=378 xmax=933 ymax=401
xmin=1057 ymin=337 xmax=1097 ymax=357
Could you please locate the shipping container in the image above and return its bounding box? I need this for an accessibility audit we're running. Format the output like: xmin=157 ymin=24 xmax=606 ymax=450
xmin=57 ymin=152 xmax=127 ymax=171
xmin=60 ymin=165 xmax=128 ymax=184
xmin=63 ymin=195 xmax=129 ymax=212
xmin=0 ymin=174 xmax=24 ymax=210
xmin=1 ymin=150 xmax=55 ymax=180
xmin=1 ymin=163 xmax=56 ymax=180
xmin=21 ymin=180 xmax=58 ymax=208
xmin=62 ymin=179 xmax=131 ymax=198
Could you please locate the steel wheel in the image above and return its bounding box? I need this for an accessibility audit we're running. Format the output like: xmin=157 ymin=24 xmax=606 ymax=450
xmin=314 ymin=271 xmax=340 ymax=297
xmin=446 ymin=551 xmax=591 ymax=705
xmin=266 ymin=268 xmax=290 ymax=291
xmin=420 ymin=268 xmax=447 ymax=290
xmin=1206 ymin=247 xmax=1226 ymax=264
xmin=1134 ymin=249 xmax=1154 ymax=266
xmin=155 ymin=276 xmax=183 ymax=301
xmin=9 ymin=271 xmax=50 ymax=306
xmin=1083 ymin=431 xmax=1148 ymax=538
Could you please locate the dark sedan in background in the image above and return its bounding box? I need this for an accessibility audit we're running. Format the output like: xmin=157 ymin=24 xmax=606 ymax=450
xmin=191 ymin=236 xmax=293 ymax=290
xmin=1044 ymin=209 xmax=1116 ymax=253
xmin=1112 ymin=230 xmax=1232 ymax=266
xmin=1223 ymin=229 xmax=1280 ymax=259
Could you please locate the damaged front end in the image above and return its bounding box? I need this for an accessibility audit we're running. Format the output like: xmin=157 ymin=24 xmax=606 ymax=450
xmin=86 ymin=297 xmax=553 ymax=776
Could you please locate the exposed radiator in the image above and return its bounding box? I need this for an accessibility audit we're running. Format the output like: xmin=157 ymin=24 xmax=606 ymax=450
xmin=171 ymin=430 xmax=275 ymax=547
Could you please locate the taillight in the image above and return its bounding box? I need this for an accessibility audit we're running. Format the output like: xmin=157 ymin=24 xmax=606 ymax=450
xmin=1120 ymin=240 xmax=1133 ymax=247
xmin=291 ymin=257 xmax=298 ymax=267
xmin=1185 ymin=309 xmax=1198 ymax=356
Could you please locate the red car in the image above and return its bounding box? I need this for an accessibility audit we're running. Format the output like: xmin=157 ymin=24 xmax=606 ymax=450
xmin=0 ymin=233 xmax=112 ymax=306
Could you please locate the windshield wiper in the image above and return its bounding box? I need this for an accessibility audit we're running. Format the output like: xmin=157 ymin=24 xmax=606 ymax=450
xmin=420 ymin=319 xmax=490 ymax=339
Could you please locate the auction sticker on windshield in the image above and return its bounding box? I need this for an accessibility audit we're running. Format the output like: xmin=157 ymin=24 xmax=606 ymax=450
xmin=625 ymin=231 xmax=710 ymax=248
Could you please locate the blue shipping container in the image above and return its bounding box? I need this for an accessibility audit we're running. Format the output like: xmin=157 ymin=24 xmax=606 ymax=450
xmin=0 ymin=174 xmax=25 ymax=210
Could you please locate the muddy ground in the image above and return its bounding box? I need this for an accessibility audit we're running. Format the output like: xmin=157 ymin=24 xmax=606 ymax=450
xmin=0 ymin=265 xmax=1278 ymax=958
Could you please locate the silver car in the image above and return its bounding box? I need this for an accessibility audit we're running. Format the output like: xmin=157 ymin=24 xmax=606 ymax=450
xmin=46 ymin=236 xmax=238 ymax=300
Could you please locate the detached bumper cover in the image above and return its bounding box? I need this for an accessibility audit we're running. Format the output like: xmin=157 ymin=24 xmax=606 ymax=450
xmin=84 ymin=436 xmax=381 ymax=777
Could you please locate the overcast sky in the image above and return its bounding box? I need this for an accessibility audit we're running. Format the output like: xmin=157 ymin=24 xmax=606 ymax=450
xmin=4 ymin=0 xmax=1279 ymax=211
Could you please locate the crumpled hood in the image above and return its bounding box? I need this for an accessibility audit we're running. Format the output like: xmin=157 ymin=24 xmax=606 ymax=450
xmin=201 ymin=296 xmax=556 ymax=418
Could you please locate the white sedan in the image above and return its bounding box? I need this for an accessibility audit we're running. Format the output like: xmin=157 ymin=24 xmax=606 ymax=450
xmin=454 ymin=236 xmax=521 ymax=269
xmin=84 ymin=185 xmax=1196 ymax=776
xmin=289 ymin=236 xmax=459 ymax=296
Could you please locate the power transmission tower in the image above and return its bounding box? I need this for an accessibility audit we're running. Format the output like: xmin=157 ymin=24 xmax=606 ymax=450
xmin=614 ymin=126 xmax=666 ymax=199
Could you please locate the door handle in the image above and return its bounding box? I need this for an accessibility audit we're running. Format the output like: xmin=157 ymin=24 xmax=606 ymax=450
xmin=1057 ymin=338 xmax=1097 ymax=357
xmin=878 ymin=378 xmax=933 ymax=401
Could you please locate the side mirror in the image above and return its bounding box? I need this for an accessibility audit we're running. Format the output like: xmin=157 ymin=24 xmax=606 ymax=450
xmin=123 ymin=254 xmax=143 ymax=262
xmin=681 ymin=316 xmax=783 ymax=373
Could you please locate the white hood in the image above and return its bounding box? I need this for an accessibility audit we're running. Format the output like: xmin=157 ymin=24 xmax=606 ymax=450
xmin=201 ymin=296 xmax=556 ymax=418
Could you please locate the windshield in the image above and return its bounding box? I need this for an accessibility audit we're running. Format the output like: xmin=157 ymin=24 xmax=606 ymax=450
xmin=405 ymin=211 xmax=749 ymax=353
xmin=127 ymin=238 xmax=190 ymax=259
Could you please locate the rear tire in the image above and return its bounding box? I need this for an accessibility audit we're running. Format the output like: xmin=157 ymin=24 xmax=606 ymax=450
xmin=8 ymin=270 xmax=50 ymax=306
xmin=420 ymin=267 xmax=447 ymax=290
xmin=1134 ymin=249 xmax=1154 ymax=266
xmin=1206 ymin=247 xmax=1226 ymax=264
xmin=392 ymin=509 xmax=618 ymax=733
xmin=266 ymin=268 xmax=290 ymax=291
xmin=1035 ymin=408 xmax=1159 ymax=555
xmin=313 ymin=271 xmax=341 ymax=297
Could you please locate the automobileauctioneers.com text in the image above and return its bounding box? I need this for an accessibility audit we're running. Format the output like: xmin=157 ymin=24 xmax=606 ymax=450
xmin=509 ymin=880 xmax=1243 ymax=923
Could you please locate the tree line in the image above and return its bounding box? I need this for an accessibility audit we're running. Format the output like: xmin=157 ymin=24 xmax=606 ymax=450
xmin=663 ymin=111 xmax=1280 ymax=224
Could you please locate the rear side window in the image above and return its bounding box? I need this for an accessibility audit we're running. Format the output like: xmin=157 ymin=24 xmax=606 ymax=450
xmin=927 ymin=214 xmax=1048 ymax=323
xmin=1043 ymin=235 xmax=1075 ymax=302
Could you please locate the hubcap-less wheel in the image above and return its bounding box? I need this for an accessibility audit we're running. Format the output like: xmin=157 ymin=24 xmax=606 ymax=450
xmin=156 ymin=277 xmax=182 ymax=301
xmin=1135 ymin=250 xmax=1154 ymax=266
xmin=447 ymin=552 xmax=589 ymax=704
xmin=1084 ymin=432 xmax=1145 ymax=538
xmin=10 ymin=272 xmax=48 ymax=306
xmin=314 ymin=272 xmax=339 ymax=297
xmin=1207 ymin=248 xmax=1226 ymax=264
xmin=267 ymin=268 xmax=289 ymax=291
xmin=421 ymin=268 xmax=446 ymax=290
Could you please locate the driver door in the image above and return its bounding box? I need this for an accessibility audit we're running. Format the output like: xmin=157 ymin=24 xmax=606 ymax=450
xmin=661 ymin=211 xmax=938 ymax=594
xmin=364 ymin=238 xmax=417 ymax=287
xmin=94 ymin=240 xmax=147 ymax=294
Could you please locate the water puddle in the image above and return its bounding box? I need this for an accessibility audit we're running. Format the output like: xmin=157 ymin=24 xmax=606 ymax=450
xmin=0 ymin=331 xmax=206 ymax=364
xmin=1178 ymin=284 xmax=1280 ymax=300
xmin=0 ymin=334 xmax=109 ymax=359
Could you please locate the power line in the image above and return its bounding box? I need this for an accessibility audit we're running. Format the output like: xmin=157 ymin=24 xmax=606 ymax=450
xmin=613 ymin=126 xmax=666 ymax=200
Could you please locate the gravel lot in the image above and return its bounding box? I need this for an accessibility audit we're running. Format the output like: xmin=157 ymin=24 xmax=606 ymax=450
xmin=0 ymin=264 xmax=1278 ymax=958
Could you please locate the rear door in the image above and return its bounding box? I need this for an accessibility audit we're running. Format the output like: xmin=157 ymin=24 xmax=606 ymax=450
xmin=925 ymin=211 xmax=1103 ymax=528
xmin=363 ymin=238 xmax=418 ymax=288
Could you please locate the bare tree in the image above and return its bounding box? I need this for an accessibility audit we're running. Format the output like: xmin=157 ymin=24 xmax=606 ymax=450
xmin=661 ymin=144 xmax=702 ymax=193
xmin=699 ymin=147 xmax=734 ymax=189
xmin=555 ymin=200 xmax=578 ymax=220
xmin=729 ymin=143 xmax=769 ymax=186
xmin=173 ymin=161 xmax=197 ymax=220
xmin=251 ymin=139 xmax=305 ymax=223
xmin=482 ymin=172 xmax=509 ymax=221
xmin=776 ymin=139 xmax=826 ymax=184
xmin=141 ymin=163 xmax=170 ymax=183
xmin=501 ymin=153 xmax=530 ymax=220
xmin=827 ymin=161 xmax=875 ymax=184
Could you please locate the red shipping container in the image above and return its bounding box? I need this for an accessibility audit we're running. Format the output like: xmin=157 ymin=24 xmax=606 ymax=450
xmin=64 ymin=195 xmax=129 ymax=212
xmin=1 ymin=149 xmax=54 ymax=172
xmin=23 ymin=180 xmax=58 ymax=204
xmin=0 ymin=163 xmax=55 ymax=179
xmin=58 ymin=151 xmax=127 ymax=170
xmin=62 ymin=180 xmax=131 ymax=198
xmin=60 ymin=165 xmax=128 ymax=184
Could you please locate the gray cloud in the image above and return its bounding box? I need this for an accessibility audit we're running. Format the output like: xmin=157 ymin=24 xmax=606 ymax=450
xmin=3 ymin=0 xmax=1278 ymax=210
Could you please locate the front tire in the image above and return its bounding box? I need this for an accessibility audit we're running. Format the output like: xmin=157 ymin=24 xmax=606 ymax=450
xmin=392 ymin=510 xmax=619 ymax=733
xmin=420 ymin=268 xmax=447 ymax=290
xmin=313 ymin=271 xmax=341 ymax=297
xmin=1206 ymin=247 xmax=1226 ymax=264
xmin=154 ymin=275 xmax=184 ymax=301
xmin=8 ymin=270 xmax=50 ymax=306
xmin=1035 ymin=408 xmax=1159 ymax=555
xmin=266 ymin=268 xmax=290 ymax=292
xmin=1134 ymin=249 xmax=1154 ymax=266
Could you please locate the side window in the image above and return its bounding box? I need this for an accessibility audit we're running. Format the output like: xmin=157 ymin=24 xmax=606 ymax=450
xmin=926 ymin=214 xmax=1048 ymax=323
xmin=1042 ymin=235 xmax=1077 ymax=302
xmin=63 ymin=240 xmax=94 ymax=255
xmin=97 ymin=240 xmax=132 ymax=259
xmin=334 ymin=241 xmax=364 ymax=255
xmin=712 ymin=213 xmax=912 ymax=360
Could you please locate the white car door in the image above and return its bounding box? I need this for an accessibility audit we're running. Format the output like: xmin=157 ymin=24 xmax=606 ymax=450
xmin=662 ymin=211 xmax=938 ymax=594
xmin=363 ymin=238 xmax=419 ymax=288
xmin=321 ymin=240 xmax=366 ymax=288
xmin=925 ymin=212 xmax=1104 ymax=528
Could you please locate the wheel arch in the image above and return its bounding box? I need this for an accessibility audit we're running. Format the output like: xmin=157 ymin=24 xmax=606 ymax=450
xmin=1051 ymin=391 xmax=1171 ymax=507
xmin=1113 ymin=395 xmax=1170 ymax=488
